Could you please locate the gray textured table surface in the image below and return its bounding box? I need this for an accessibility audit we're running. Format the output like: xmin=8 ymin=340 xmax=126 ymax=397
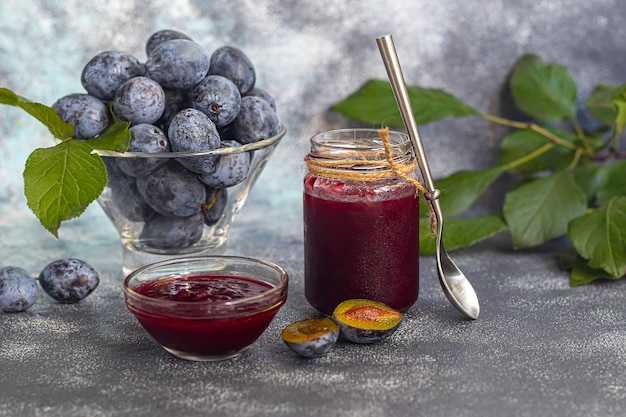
xmin=2 ymin=1 xmax=626 ymax=416
xmin=1 ymin=199 xmax=625 ymax=417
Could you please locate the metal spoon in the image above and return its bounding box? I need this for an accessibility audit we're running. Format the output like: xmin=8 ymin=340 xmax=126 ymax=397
xmin=377 ymin=34 xmax=480 ymax=319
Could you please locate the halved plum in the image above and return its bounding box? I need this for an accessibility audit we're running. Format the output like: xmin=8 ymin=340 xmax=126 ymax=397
xmin=332 ymin=299 xmax=403 ymax=344
xmin=281 ymin=317 xmax=339 ymax=358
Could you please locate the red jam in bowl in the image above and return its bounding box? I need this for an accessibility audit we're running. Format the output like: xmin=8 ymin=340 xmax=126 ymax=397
xmin=135 ymin=275 xmax=272 ymax=302
xmin=124 ymin=257 xmax=288 ymax=361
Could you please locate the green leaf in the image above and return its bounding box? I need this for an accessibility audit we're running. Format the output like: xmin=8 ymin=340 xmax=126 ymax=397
xmin=405 ymin=85 xmax=480 ymax=124
xmin=0 ymin=87 xmax=74 ymax=140
xmin=569 ymin=256 xmax=616 ymax=286
xmin=568 ymin=197 xmax=626 ymax=278
xmin=614 ymin=95 xmax=626 ymax=135
xmin=596 ymin=160 xmax=626 ymax=206
xmin=498 ymin=128 xmax=574 ymax=175
xmin=510 ymin=54 xmax=577 ymax=122
xmin=559 ymin=248 xmax=617 ymax=286
xmin=86 ymin=120 xmax=131 ymax=152
xmin=0 ymin=87 xmax=19 ymax=105
xmin=558 ymin=247 xmax=578 ymax=271
xmin=331 ymin=79 xmax=479 ymax=127
xmin=572 ymin=165 xmax=608 ymax=203
xmin=23 ymin=140 xmax=107 ymax=237
xmin=503 ymin=171 xmax=587 ymax=248
xmin=584 ymin=129 xmax=610 ymax=153
xmin=585 ymin=83 xmax=626 ymax=127
xmin=420 ymin=213 xmax=508 ymax=254
xmin=434 ymin=166 xmax=504 ymax=216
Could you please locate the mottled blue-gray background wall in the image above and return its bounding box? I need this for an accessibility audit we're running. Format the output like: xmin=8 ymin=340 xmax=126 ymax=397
xmin=1 ymin=0 xmax=625 ymax=242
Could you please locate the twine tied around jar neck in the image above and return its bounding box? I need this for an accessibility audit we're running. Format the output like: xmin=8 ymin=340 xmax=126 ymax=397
xmin=305 ymin=127 xmax=437 ymax=233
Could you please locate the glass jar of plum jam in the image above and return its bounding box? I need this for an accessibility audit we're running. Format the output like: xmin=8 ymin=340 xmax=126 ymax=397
xmin=303 ymin=128 xmax=420 ymax=316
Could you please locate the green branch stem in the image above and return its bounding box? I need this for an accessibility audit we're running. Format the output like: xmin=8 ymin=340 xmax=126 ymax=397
xmin=570 ymin=117 xmax=585 ymax=139
xmin=482 ymin=112 xmax=626 ymax=162
xmin=570 ymin=118 xmax=597 ymax=155
xmin=612 ymin=130 xmax=623 ymax=157
xmin=501 ymin=142 xmax=555 ymax=171
xmin=566 ymin=148 xmax=584 ymax=171
xmin=480 ymin=113 xmax=579 ymax=151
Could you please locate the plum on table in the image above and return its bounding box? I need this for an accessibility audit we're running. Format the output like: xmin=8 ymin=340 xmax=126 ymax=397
xmin=0 ymin=266 xmax=39 ymax=313
xmin=38 ymin=259 xmax=99 ymax=304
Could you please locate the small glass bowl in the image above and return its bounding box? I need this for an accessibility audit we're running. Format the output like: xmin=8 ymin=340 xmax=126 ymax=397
xmin=97 ymin=125 xmax=285 ymax=275
xmin=123 ymin=255 xmax=289 ymax=361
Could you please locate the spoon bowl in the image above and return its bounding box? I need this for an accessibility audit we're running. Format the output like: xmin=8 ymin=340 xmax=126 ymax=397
xmin=431 ymin=194 xmax=480 ymax=319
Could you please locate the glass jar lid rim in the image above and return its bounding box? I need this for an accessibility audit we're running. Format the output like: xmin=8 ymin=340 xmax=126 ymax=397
xmin=310 ymin=128 xmax=410 ymax=150
xmin=309 ymin=128 xmax=413 ymax=162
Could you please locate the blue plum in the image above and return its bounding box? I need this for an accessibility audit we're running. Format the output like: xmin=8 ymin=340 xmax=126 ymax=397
xmin=81 ymin=50 xmax=144 ymax=101
xmin=208 ymin=46 xmax=256 ymax=95
xmin=197 ymin=140 xmax=250 ymax=188
xmin=168 ymin=108 xmax=220 ymax=173
xmin=157 ymin=88 xmax=193 ymax=131
xmin=52 ymin=93 xmax=110 ymax=139
xmin=231 ymin=96 xmax=279 ymax=144
xmin=38 ymin=259 xmax=100 ymax=303
xmin=103 ymin=157 xmax=155 ymax=222
xmin=201 ymin=187 xmax=228 ymax=225
xmin=145 ymin=39 xmax=210 ymax=89
xmin=192 ymin=75 xmax=241 ymax=128
xmin=113 ymin=76 xmax=165 ymax=124
xmin=136 ymin=161 xmax=206 ymax=218
xmin=145 ymin=29 xmax=192 ymax=57
xmin=0 ymin=266 xmax=39 ymax=312
xmin=139 ymin=211 xmax=204 ymax=249
xmin=116 ymin=124 xmax=170 ymax=177
xmin=245 ymin=87 xmax=277 ymax=112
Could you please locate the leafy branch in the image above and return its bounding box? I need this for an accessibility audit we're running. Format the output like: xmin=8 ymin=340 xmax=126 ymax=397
xmin=0 ymin=88 xmax=130 ymax=237
xmin=332 ymin=54 xmax=626 ymax=286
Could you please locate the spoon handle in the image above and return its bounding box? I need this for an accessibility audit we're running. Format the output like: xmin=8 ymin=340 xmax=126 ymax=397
xmin=376 ymin=34 xmax=439 ymax=200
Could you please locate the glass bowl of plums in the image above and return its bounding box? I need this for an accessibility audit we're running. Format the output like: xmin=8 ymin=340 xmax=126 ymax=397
xmin=52 ymin=30 xmax=286 ymax=275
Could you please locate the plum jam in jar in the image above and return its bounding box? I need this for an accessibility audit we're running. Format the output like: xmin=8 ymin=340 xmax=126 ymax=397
xmin=303 ymin=128 xmax=420 ymax=316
